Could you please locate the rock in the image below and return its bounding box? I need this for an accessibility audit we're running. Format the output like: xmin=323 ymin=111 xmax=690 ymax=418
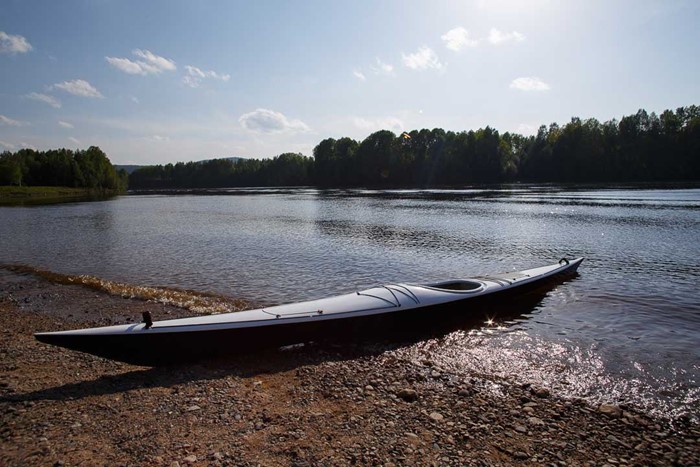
xmin=183 ymin=455 xmax=197 ymax=464
xmin=429 ymin=412 xmax=444 ymax=422
xmin=533 ymin=387 xmax=550 ymax=398
xmin=514 ymin=451 xmax=530 ymax=460
xmin=598 ymin=404 xmax=622 ymax=418
xmin=397 ymin=388 xmax=418 ymax=402
xmin=527 ymin=416 xmax=545 ymax=426
xmin=186 ymin=405 xmax=201 ymax=412
xmin=458 ymin=383 xmax=474 ymax=397
xmin=514 ymin=424 xmax=528 ymax=433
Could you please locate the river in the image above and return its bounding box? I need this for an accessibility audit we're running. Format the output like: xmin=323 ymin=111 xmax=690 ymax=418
xmin=1 ymin=185 xmax=698 ymax=422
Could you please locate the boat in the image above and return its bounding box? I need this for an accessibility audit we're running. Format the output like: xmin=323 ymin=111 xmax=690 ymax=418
xmin=35 ymin=257 xmax=583 ymax=366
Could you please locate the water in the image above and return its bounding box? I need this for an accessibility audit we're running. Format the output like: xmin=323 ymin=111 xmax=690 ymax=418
xmin=1 ymin=186 xmax=699 ymax=421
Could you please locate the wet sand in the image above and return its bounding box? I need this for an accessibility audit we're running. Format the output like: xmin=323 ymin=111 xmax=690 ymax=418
xmin=1 ymin=269 xmax=698 ymax=466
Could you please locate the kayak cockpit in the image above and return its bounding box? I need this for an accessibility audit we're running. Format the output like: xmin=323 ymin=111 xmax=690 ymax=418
xmin=423 ymin=280 xmax=484 ymax=292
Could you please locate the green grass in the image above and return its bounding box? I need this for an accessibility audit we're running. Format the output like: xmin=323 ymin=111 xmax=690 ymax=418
xmin=0 ymin=186 xmax=117 ymax=205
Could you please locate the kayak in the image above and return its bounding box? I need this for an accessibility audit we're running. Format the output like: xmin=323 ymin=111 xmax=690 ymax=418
xmin=35 ymin=257 xmax=583 ymax=366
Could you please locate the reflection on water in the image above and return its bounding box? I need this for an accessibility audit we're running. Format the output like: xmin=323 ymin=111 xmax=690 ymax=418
xmin=0 ymin=185 xmax=699 ymax=422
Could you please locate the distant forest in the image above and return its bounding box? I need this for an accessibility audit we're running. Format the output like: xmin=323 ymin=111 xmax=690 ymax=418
xmin=1 ymin=106 xmax=698 ymax=191
xmin=0 ymin=146 xmax=128 ymax=192
xmin=130 ymin=106 xmax=700 ymax=189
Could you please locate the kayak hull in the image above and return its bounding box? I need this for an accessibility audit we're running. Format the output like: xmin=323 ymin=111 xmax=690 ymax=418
xmin=35 ymin=258 xmax=583 ymax=366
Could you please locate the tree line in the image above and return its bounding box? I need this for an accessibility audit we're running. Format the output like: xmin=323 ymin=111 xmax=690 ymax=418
xmin=0 ymin=146 xmax=128 ymax=192
xmin=2 ymin=106 xmax=698 ymax=191
xmin=129 ymin=105 xmax=699 ymax=189
xmin=128 ymin=153 xmax=313 ymax=189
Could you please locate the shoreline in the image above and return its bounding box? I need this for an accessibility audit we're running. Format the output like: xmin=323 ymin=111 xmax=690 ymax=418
xmin=0 ymin=186 xmax=122 ymax=206
xmin=1 ymin=269 xmax=698 ymax=466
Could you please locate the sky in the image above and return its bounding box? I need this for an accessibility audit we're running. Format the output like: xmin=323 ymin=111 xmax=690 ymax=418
xmin=1 ymin=0 xmax=699 ymax=165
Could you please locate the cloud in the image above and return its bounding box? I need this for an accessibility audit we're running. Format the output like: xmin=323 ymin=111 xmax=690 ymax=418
xmin=131 ymin=96 xmax=140 ymax=104
xmin=441 ymin=27 xmax=479 ymax=51
xmin=26 ymin=92 xmax=61 ymax=108
xmin=133 ymin=49 xmax=176 ymax=72
xmin=353 ymin=116 xmax=404 ymax=133
xmin=239 ymin=108 xmax=309 ymax=134
xmin=0 ymin=115 xmax=25 ymax=126
xmin=58 ymin=120 xmax=74 ymax=129
xmin=488 ymin=28 xmax=526 ymax=45
xmin=106 ymin=49 xmax=176 ymax=75
xmin=68 ymin=137 xmax=81 ymax=145
xmin=151 ymin=135 xmax=170 ymax=142
xmin=53 ymin=79 xmax=103 ymax=98
xmin=105 ymin=57 xmax=145 ymax=75
xmin=19 ymin=142 xmax=36 ymax=150
xmin=371 ymin=58 xmax=394 ymax=75
xmin=0 ymin=31 xmax=32 ymax=54
xmin=402 ymin=47 xmax=444 ymax=71
xmin=182 ymin=65 xmax=230 ymax=88
xmin=353 ymin=70 xmax=366 ymax=81
xmin=510 ymin=76 xmax=550 ymax=91
xmin=0 ymin=140 xmax=16 ymax=150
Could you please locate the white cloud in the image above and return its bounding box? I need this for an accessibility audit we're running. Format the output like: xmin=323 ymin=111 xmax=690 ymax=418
xmin=151 ymin=135 xmax=170 ymax=142
xmin=26 ymin=92 xmax=61 ymax=108
xmin=239 ymin=108 xmax=309 ymax=134
xmin=441 ymin=27 xmax=479 ymax=51
xmin=510 ymin=76 xmax=550 ymax=91
xmin=182 ymin=65 xmax=230 ymax=88
xmin=68 ymin=137 xmax=81 ymax=146
xmin=106 ymin=49 xmax=176 ymax=75
xmin=19 ymin=142 xmax=36 ymax=150
xmin=488 ymin=28 xmax=526 ymax=45
xmin=353 ymin=70 xmax=366 ymax=81
xmin=0 ymin=115 xmax=25 ymax=126
xmin=131 ymin=96 xmax=140 ymax=104
xmin=371 ymin=58 xmax=394 ymax=75
xmin=53 ymin=79 xmax=104 ymax=98
xmin=402 ymin=47 xmax=444 ymax=71
xmin=0 ymin=140 xmax=16 ymax=150
xmin=58 ymin=120 xmax=74 ymax=129
xmin=0 ymin=31 xmax=32 ymax=54
xmin=105 ymin=56 xmax=145 ymax=75
xmin=133 ymin=49 xmax=176 ymax=72
xmin=353 ymin=116 xmax=404 ymax=133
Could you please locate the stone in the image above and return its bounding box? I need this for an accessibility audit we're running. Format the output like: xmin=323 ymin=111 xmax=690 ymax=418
xmin=397 ymin=388 xmax=418 ymax=403
xmin=183 ymin=455 xmax=197 ymax=464
xmin=533 ymin=387 xmax=550 ymax=398
xmin=527 ymin=416 xmax=545 ymax=426
xmin=514 ymin=424 xmax=528 ymax=433
xmin=598 ymin=404 xmax=622 ymax=418
xmin=429 ymin=412 xmax=444 ymax=422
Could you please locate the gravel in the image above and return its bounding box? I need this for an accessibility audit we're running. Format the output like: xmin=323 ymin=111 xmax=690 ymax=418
xmin=1 ymin=269 xmax=698 ymax=466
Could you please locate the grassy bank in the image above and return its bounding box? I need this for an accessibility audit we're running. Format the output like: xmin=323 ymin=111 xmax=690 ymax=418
xmin=0 ymin=186 xmax=119 ymax=205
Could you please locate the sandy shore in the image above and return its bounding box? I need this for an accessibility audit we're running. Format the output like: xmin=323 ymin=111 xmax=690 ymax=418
xmin=1 ymin=269 xmax=698 ymax=466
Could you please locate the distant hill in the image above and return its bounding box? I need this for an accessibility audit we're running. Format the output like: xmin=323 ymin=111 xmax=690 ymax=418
xmin=116 ymin=157 xmax=245 ymax=174
xmin=114 ymin=165 xmax=143 ymax=174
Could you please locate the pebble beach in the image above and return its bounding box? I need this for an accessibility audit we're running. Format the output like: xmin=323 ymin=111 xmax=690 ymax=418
xmin=1 ymin=269 xmax=698 ymax=466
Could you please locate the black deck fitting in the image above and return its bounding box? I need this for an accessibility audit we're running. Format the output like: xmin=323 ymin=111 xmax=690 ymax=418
xmin=142 ymin=311 xmax=153 ymax=329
